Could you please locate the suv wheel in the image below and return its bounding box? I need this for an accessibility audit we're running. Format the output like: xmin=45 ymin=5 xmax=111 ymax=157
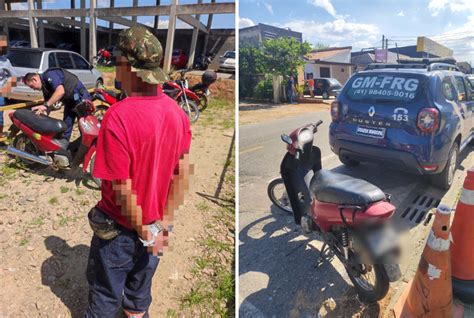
xmin=322 ymin=91 xmax=329 ymax=99
xmin=339 ymin=154 xmax=360 ymax=167
xmin=431 ymin=143 xmax=458 ymax=190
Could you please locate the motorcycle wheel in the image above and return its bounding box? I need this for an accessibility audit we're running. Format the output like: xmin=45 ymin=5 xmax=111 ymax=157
xmin=344 ymin=244 xmax=390 ymax=304
xmin=267 ymin=178 xmax=292 ymax=214
xmin=179 ymin=100 xmax=200 ymax=123
xmin=93 ymin=105 xmax=109 ymax=122
xmin=87 ymin=151 xmax=101 ymax=188
xmin=196 ymin=92 xmax=208 ymax=111
xmin=12 ymin=133 xmax=41 ymax=168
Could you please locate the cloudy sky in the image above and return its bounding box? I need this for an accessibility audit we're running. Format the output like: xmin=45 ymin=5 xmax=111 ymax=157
xmin=239 ymin=0 xmax=474 ymax=62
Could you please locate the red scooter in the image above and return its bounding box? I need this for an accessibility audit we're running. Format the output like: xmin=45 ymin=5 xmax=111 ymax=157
xmin=268 ymin=120 xmax=400 ymax=303
xmin=6 ymin=100 xmax=101 ymax=186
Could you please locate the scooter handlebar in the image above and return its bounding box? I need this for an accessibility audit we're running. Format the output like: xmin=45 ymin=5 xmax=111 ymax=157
xmin=313 ymin=120 xmax=323 ymax=132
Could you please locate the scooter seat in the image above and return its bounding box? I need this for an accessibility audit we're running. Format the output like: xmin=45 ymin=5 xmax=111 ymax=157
xmin=13 ymin=109 xmax=67 ymax=134
xmin=310 ymin=169 xmax=386 ymax=206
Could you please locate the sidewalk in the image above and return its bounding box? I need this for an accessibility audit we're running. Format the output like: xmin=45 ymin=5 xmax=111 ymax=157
xmin=239 ymin=100 xmax=329 ymax=125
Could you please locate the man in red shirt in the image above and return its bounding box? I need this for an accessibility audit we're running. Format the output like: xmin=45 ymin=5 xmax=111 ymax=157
xmin=85 ymin=26 xmax=192 ymax=318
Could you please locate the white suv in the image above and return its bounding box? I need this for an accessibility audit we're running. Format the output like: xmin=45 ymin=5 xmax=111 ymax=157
xmin=2 ymin=48 xmax=103 ymax=101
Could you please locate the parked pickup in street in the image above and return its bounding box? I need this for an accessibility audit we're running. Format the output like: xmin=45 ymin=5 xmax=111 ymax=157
xmin=329 ymin=63 xmax=473 ymax=189
xmin=2 ymin=48 xmax=103 ymax=102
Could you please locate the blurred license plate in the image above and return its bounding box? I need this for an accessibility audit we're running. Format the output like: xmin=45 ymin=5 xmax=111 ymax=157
xmin=356 ymin=126 xmax=386 ymax=139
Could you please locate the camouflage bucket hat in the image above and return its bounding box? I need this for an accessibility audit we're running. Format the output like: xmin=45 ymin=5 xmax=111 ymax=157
xmin=118 ymin=26 xmax=169 ymax=84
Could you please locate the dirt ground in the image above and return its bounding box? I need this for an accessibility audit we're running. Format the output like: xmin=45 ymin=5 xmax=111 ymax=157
xmin=239 ymin=100 xmax=330 ymax=125
xmin=0 ymin=78 xmax=235 ymax=317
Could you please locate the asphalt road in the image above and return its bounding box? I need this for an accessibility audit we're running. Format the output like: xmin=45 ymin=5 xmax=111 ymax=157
xmin=238 ymin=107 xmax=470 ymax=317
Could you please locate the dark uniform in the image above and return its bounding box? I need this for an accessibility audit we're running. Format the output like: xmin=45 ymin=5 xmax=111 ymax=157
xmin=39 ymin=68 xmax=91 ymax=140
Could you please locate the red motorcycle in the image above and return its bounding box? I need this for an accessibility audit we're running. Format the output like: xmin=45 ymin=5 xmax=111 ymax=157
xmin=91 ymin=85 xmax=127 ymax=121
xmin=267 ymin=120 xmax=400 ymax=303
xmin=93 ymin=48 xmax=113 ymax=66
xmin=6 ymin=100 xmax=101 ymax=187
xmin=163 ymin=70 xmax=200 ymax=123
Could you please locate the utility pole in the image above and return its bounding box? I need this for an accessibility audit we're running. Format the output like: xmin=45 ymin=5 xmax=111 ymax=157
xmin=385 ymin=38 xmax=388 ymax=50
xmin=382 ymin=35 xmax=385 ymax=49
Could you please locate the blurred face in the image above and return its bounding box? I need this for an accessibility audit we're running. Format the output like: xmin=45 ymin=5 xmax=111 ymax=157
xmin=115 ymin=55 xmax=157 ymax=96
xmin=25 ymin=75 xmax=42 ymax=90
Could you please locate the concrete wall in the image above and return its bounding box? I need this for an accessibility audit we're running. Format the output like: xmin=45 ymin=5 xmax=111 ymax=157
xmin=330 ymin=64 xmax=352 ymax=84
xmin=239 ymin=27 xmax=261 ymax=47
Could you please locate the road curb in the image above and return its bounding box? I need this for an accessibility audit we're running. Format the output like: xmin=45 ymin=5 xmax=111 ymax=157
xmin=382 ymin=165 xmax=470 ymax=318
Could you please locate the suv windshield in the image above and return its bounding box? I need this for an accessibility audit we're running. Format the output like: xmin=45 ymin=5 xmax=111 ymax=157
xmin=7 ymin=50 xmax=42 ymax=68
xmin=344 ymin=72 xmax=427 ymax=103
xmin=328 ymin=78 xmax=342 ymax=86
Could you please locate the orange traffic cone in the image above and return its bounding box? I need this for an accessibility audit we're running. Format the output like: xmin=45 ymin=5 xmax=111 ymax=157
xmin=450 ymin=166 xmax=474 ymax=304
xmin=394 ymin=204 xmax=453 ymax=318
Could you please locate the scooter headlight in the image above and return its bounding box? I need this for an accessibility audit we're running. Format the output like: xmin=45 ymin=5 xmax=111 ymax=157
xmin=298 ymin=128 xmax=313 ymax=144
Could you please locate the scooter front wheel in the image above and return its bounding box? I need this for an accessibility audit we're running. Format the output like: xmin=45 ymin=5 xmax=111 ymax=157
xmin=267 ymin=178 xmax=292 ymax=214
xmin=179 ymin=100 xmax=200 ymax=123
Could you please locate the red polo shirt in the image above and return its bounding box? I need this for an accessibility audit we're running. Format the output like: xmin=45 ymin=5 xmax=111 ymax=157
xmin=92 ymin=90 xmax=191 ymax=229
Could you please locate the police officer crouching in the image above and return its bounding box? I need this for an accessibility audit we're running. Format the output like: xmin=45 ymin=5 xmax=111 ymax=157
xmin=22 ymin=68 xmax=92 ymax=143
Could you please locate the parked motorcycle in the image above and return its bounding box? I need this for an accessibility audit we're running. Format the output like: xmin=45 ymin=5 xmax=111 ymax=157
xmin=91 ymin=84 xmax=127 ymax=121
xmin=194 ymin=52 xmax=214 ymax=70
xmin=268 ymin=120 xmax=401 ymax=303
xmin=168 ymin=69 xmax=217 ymax=112
xmin=162 ymin=70 xmax=201 ymax=123
xmin=6 ymin=99 xmax=101 ymax=187
xmin=92 ymin=48 xmax=113 ymax=67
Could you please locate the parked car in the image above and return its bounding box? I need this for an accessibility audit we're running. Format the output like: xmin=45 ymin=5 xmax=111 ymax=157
xmin=218 ymin=51 xmax=235 ymax=72
xmin=306 ymin=78 xmax=342 ymax=99
xmin=329 ymin=62 xmax=473 ymax=189
xmin=171 ymin=49 xmax=188 ymax=69
xmin=3 ymin=48 xmax=103 ymax=101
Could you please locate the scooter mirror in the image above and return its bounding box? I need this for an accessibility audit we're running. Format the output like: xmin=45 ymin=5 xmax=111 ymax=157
xmin=281 ymin=134 xmax=292 ymax=145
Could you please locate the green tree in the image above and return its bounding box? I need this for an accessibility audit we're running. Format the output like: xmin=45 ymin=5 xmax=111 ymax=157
xmin=261 ymin=37 xmax=312 ymax=77
xmin=239 ymin=44 xmax=267 ymax=98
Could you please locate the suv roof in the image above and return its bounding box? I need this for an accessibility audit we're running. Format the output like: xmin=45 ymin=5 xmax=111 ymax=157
xmin=365 ymin=63 xmax=460 ymax=72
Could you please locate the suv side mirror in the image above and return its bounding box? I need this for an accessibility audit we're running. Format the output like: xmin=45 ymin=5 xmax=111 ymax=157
xmin=89 ymin=64 xmax=94 ymax=70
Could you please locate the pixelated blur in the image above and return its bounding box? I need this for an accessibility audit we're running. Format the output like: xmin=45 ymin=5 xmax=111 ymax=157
xmin=113 ymin=153 xmax=193 ymax=257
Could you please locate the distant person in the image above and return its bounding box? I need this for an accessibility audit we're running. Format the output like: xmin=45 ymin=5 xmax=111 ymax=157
xmin=84 ymin=26 xmax=192 ymax=318
xmin=22 ymin=67 xmax=91 ymax=142
xmin=308 ymin=77 xmax=314 ymax=98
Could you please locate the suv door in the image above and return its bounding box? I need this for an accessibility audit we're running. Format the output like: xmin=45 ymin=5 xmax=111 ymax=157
xmin=452 ymin=75 xmax=473 ymax=146
xmin=70 ymin=53 xmax=94 ymax=88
